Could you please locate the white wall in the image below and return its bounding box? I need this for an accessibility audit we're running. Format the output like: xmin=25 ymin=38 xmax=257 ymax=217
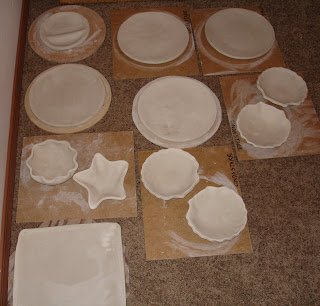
xmin=0 ymin=0 xmax=23 ymax=240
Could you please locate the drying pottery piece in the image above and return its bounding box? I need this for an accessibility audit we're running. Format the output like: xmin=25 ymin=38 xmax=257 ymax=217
xmin=13 ymin=223 xmax=126 ymax=306
xmin=39 ymin=11 xmax=90 ymax=51
xmin=133 ymin=76 xmax=222 ymax=148
xmin=186 ymin=186 xmax=247 ymax=242
xmin=236 ymin=102 xmax=291 ymax=148
xmin=26 ymin=139 xmax=78 ymax=185
xmin=117 ymin=11 xmax=189 ymax=64
xmin=25 ymin=64 xmax=111 ymax=133
xmin=141 ymin=148 xmax=199 ymax=200
xmin=257 ymin=67 xmax=308 ymax=107
xmin=205 ymin=8 xmax=275 ymax=59
xmin=73 ymin=153 xmax=128 ymax=209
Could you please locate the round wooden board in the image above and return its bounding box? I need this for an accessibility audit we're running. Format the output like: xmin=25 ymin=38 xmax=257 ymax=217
xmin=28 ymin=5 xmax=106 ymax=63
xmin=25 ymin=64 xmax=112 ymax=134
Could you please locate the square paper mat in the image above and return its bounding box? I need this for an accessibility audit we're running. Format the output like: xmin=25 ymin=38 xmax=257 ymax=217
xmin=219 ymin=74 xmax=320 ymax=160
xmin=111 ymin=7 xmax=200 ymax=80
xmin=190 ymin=7 xmax=285 ymax=76
xmin=13 ymin=223 xmax=126 ymax=306
xmin=16 ymin=131 xmax=137 ymax=223
xmin=139 ymin=146 xmax=252 ymax=261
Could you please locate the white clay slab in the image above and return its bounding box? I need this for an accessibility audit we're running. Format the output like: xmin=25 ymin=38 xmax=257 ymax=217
xmin=117 ymin=11 xmax=189 ymax=64
xmin=236 ymin=102 xmax=291 ymax=148
xmin=205 ymin=8 xmax=275 ymax=59
xmin=73 ymin=153 xmax=129 ymax=209
xmin=26 ymin=139 xmax=78 ymax=185
xmin=133 ymin=76 xmax=222 ymax=148
xmin=186 ymin=186 xmax=247 ymax=242
xmin=141 ymin=148 xmax=199 ymax=200
xmin=257 ymin=67 xmax=308 ymax=107
xmin=39 ymin=11 xmax=90 ymax=51
xmin=13 ymin=223 xmax=126 ymax=306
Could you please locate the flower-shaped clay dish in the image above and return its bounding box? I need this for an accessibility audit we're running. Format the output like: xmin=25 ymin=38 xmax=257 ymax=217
xmin=186 ymin=186 xmax=247 ymax=242
xmin=26 ymin=139 xmax=78 ymax=185
xmin=236 ymin=102 xmax=291 ymax=148
xmin=257 ymin=67 xmax=308 ymax=107
xmin=73 ymin=153 xmax=129 ymax=209
xmin=141 ymin=148 xmax=199 ymax=200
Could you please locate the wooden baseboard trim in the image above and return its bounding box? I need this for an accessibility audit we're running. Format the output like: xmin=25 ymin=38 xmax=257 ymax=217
xmin=0 ymin=0 xmax=30 ymax=303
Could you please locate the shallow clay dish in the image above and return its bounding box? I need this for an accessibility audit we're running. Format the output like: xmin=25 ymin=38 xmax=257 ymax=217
xmin=205 ymin=8 xmax=275 ymax=59
xmin=73 ymin=153 xmax=129 ymax=209
xmin=141 ymin=148 xmax=199 ymax=200
xmin=26 ymin=139 xmax=78 ymax=185
xmin=186 ymin=186 xmax=247 ymax=242
xmin=257 ymin=67 xmax=308 ymax=107
xmin=236 ymin=102 xmax=291 ymax=148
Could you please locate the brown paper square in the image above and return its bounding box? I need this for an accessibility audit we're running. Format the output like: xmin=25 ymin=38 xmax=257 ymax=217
xmin=139 ymin=146 xmax=252 ymax=261
xmin=17 ymin=131 xmax=137 ymax=223
xmin=220 ymin=74 xmax=320 ymax=160
xmin=190 ymin=7 xmax=286 ymax=76
xmin=111 ymin=7 xmax=200 ymax=80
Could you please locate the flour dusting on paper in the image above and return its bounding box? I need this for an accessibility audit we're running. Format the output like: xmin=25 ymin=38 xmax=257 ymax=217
xmin=54 ymin=190 xmax=90 ymax=213
xmin=200 ymin=171 xmax=238 ymax=194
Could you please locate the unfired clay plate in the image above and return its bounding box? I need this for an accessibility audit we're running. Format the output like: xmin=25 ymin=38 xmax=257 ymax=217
xmin=73 ymin=153 xmax=129 ymax=209
xmin=13 ymin=223 xmax=126 ymax=306
xmin=132 ymin=76 xmax=222 ymax=148
xmin=25 ymin=64 xmax=111 ymax=134
xmin=117 ymin=11 xmax=189 ymax=64
xmin=205 ymin=8 xmax=275 ymax=59
xmin=141 ymin=148 xmax=199 ymax=200
xmin=39 ymin=11 xmax=90 ymax=51
xmin=236 ymin=101 xmax=291 ymax=148
xmin=186 ymin=186 xmax=247 ymax=242
xmin=26 ymin=139 xmax=78 ymax=185
xmin=257 ymin=67 xmax=308 ymax=107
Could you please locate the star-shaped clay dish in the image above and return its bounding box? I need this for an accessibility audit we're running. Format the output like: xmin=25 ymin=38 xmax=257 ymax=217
xmin=73 ymin=153 xmax=129 ymax=209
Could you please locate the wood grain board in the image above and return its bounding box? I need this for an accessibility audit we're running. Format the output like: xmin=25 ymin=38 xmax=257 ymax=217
xmin=16 ymin=131 xmax=137 ymax=223
xmin=139 ymin=146 xmax=252 ymax=261
xmin=220 ymin=73 xmax=320 ymax=160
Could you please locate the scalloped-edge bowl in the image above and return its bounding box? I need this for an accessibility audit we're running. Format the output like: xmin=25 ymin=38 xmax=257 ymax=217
xmin=141 ymin=148 xmax=200 ymax=200
xmin=257 ymin=67 xmax=308 ymax=107
xmin=236 ymin=102 xmax=291 ymax=148
xmin=26 ymin=139 xmax=78 ymax=185
xmin=186 ymin=186 xmax=247 ymax=243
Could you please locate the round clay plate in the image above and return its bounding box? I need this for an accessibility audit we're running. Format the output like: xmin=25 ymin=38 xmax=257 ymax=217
xmin=205 ymin=8 xmax=275 ymax=60
xmin=132 ymin=76 xmax=222 ymax=148
xmin=117 ymin=11 xmax=189 ymax=64
xmin=28 ymin=5 xmax=106 ymax=63
xmin=25 ymin=64 xmax=111 ymax=134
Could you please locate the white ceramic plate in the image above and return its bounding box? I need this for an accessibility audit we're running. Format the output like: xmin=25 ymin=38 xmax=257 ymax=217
xmin=117 ymin=11 xmax=189 ymax=64
xmin=13 ymin=223 xmax=126 ymax=306
xmin=141 ymin=148 xmax=199 ymax=200
xmin=205 ymin=8 xmax=275 ymax=59
xmin=186 ymin=186 xmax=247 ymax=242
xmin=257 ymin=67 xmax=308 ymax=107
xmin=132 ymin=76 xmax=222 ymax=148
xmin=236 ymin=102 xmax=291 ymax=148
